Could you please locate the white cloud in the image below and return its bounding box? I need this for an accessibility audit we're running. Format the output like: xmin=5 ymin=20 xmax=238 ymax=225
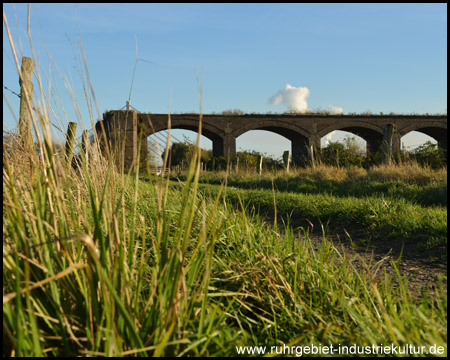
xmin=324 ymin=130 xmax=336 ymax=146
xmin=329 ymin=105 xmax=343 ymax=115
xmin=269 ymin=84 xmax=310 ymax=113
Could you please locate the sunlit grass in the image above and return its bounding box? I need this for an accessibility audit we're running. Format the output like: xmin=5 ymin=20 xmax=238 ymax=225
xmin=3 ymin=9 xmax=447 ymax=357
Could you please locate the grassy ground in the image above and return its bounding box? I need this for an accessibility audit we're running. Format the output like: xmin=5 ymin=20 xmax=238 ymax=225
xmin=173 ymin=164 xmax=447 ymax=207
xmin=170 ymin=166 xmax=447 ymax=251
xmin=3 ymin=13 xmax=447 ymax=356
xmin=4 ymin=143 xmax=447 ymax=356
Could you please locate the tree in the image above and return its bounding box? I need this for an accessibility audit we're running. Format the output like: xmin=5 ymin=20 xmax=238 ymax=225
xmin=409 ymin=141 xmax=446 ymax=168
xmin=162 ymin=137 xmax=213 ymax=168
xmin=319 ymin=136 xmax=366 ymax=167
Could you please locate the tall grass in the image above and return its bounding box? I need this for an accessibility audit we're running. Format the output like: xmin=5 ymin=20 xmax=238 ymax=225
xmin=173 ymin=164 xmax=447 ymax=208
xmin=3 ymin=10 xmax=447 ymax=357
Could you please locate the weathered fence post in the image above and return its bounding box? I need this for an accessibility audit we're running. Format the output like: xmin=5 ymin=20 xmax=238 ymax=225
xmin=64 ymin=122 xmax=77 ymax=166
xmin=257 ymin=154 xmax=263 ymax=175
xmin=382 ymin=124 xmax=395 ymax=165
xmin=18 ymin=56 xmax=35 ymax=153
xmin=81 ymin=129 xmax=90 ymax=167
xmin=309 ymin=145 xmax=316 ymax=168
xmin=283 ymin=150 xmax=290 ymax=173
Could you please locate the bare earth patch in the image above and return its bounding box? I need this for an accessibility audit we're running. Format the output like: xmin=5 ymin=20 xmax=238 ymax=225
xmin=268 ymin=216 xmax=447 ymax=301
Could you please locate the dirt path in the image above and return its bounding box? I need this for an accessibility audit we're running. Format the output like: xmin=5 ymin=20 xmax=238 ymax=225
xmin=314 ymin=232 xmax=446 ymax=301
xmin=265 ymin=215 xmax=447 ymax=301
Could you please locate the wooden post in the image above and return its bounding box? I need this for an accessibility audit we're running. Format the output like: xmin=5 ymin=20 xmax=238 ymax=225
xmin=382 ymin=124 xmax=395 ymax=165
xmin=18 ymin=56 xmax=35 ymax=153
xmin=81 ymin=129 xmax=90 ymax=166
xmin=309 ymin=145 xmax=316 ymax=168
xmin=257 ymin=154 xmax=263 ymax=175
xmin=65 ymin=122 xmax=77 ymax=166
xmin=283 ymin=150 xmax=290 ymax=173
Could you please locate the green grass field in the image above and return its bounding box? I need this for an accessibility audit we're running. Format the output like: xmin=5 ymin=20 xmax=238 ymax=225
xmin=168 ymin=168 xmax=447 ymax=251
xmin=3 ymin=13 xmax=447 ymax=356
xmin=4 ymin=145 xmax=447 ymax=356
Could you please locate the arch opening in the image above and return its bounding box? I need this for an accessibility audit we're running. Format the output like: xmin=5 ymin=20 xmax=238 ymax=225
xmin=321 ymin=130 xmax=367 ymax=155
xmin=401 ymin=131 xmax=437 ymax=151
xmin=236 ymin=129 xmax=291 ymax=161
xmin=147 ymin=129 xmax=213 ymax=167
xmin=401 ymin=128 xmax=447 ymax=152
xmin=236 ymin=127 xmax=310 ymax=164
xmin=319 ymin=126 xmax=384 ymax=155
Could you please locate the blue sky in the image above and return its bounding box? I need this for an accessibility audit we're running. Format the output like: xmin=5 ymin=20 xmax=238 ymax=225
xmin=3 ymin=3 xmax=447 ymax=159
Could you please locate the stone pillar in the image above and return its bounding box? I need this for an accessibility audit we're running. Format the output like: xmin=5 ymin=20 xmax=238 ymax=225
xmin=138 ymin=135 xmax=149 ymax=170
xmin=213 ymin=135 xmax=236 ymax=159
xmin=309 ymin=136 xmax=321 ymax=166
xmin=438 ymin=137 xmax=447 ymax=160
xmin=212 ymin=137 xmax=224 ymax=158
xmin=291 ymin=138 xmax=309 ymax=165
xmin=438 ymin=138 xmax=447 ymax=152
xmin=292 ymin=136 xmax=319 ymax=165
xmin=392 ymin=133 xmax=401 ymax=155
xmin=224 ymin=135 xmax=236 ymax=159
xmin=103 ymin=110 xmax=138 ymax=170
xmin=381 ymin=124 xmax=395 ymax=164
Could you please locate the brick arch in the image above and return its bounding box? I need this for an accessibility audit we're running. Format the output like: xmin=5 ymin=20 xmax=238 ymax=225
xmin=397 ymin=121 xmax=446 ymax=136
xmin=231 ymin=120 xmax=310 ymax=141
xmin=138 ymin=115 xmax=226 ymax=144
xmin=231 ymin=120 xmax=314 ymax=163
xmin=399 ymin=122 xmax=447 ymax=151
xmin=317 ymin=120 xmax=384 ymax=139
xmin=317 ymin=121 xmax=386 ymax=154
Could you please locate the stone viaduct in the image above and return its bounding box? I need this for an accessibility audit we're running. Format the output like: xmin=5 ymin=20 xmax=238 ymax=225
xmin=95 ymin=110 xmax=447 ymax=168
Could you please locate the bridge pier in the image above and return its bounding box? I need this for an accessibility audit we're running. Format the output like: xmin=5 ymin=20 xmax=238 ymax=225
xmin=438 ymin=137 xmax=447 ymax=159
xmin=100 ymin=110 xmax=138 ymax=169
xmin=365 ymin=125 xmax=401 ymax=159
xmin=213 ymin=135 xmax=236 ymax=159
xmin=292 ymin=136 xmax=320 ymax=165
